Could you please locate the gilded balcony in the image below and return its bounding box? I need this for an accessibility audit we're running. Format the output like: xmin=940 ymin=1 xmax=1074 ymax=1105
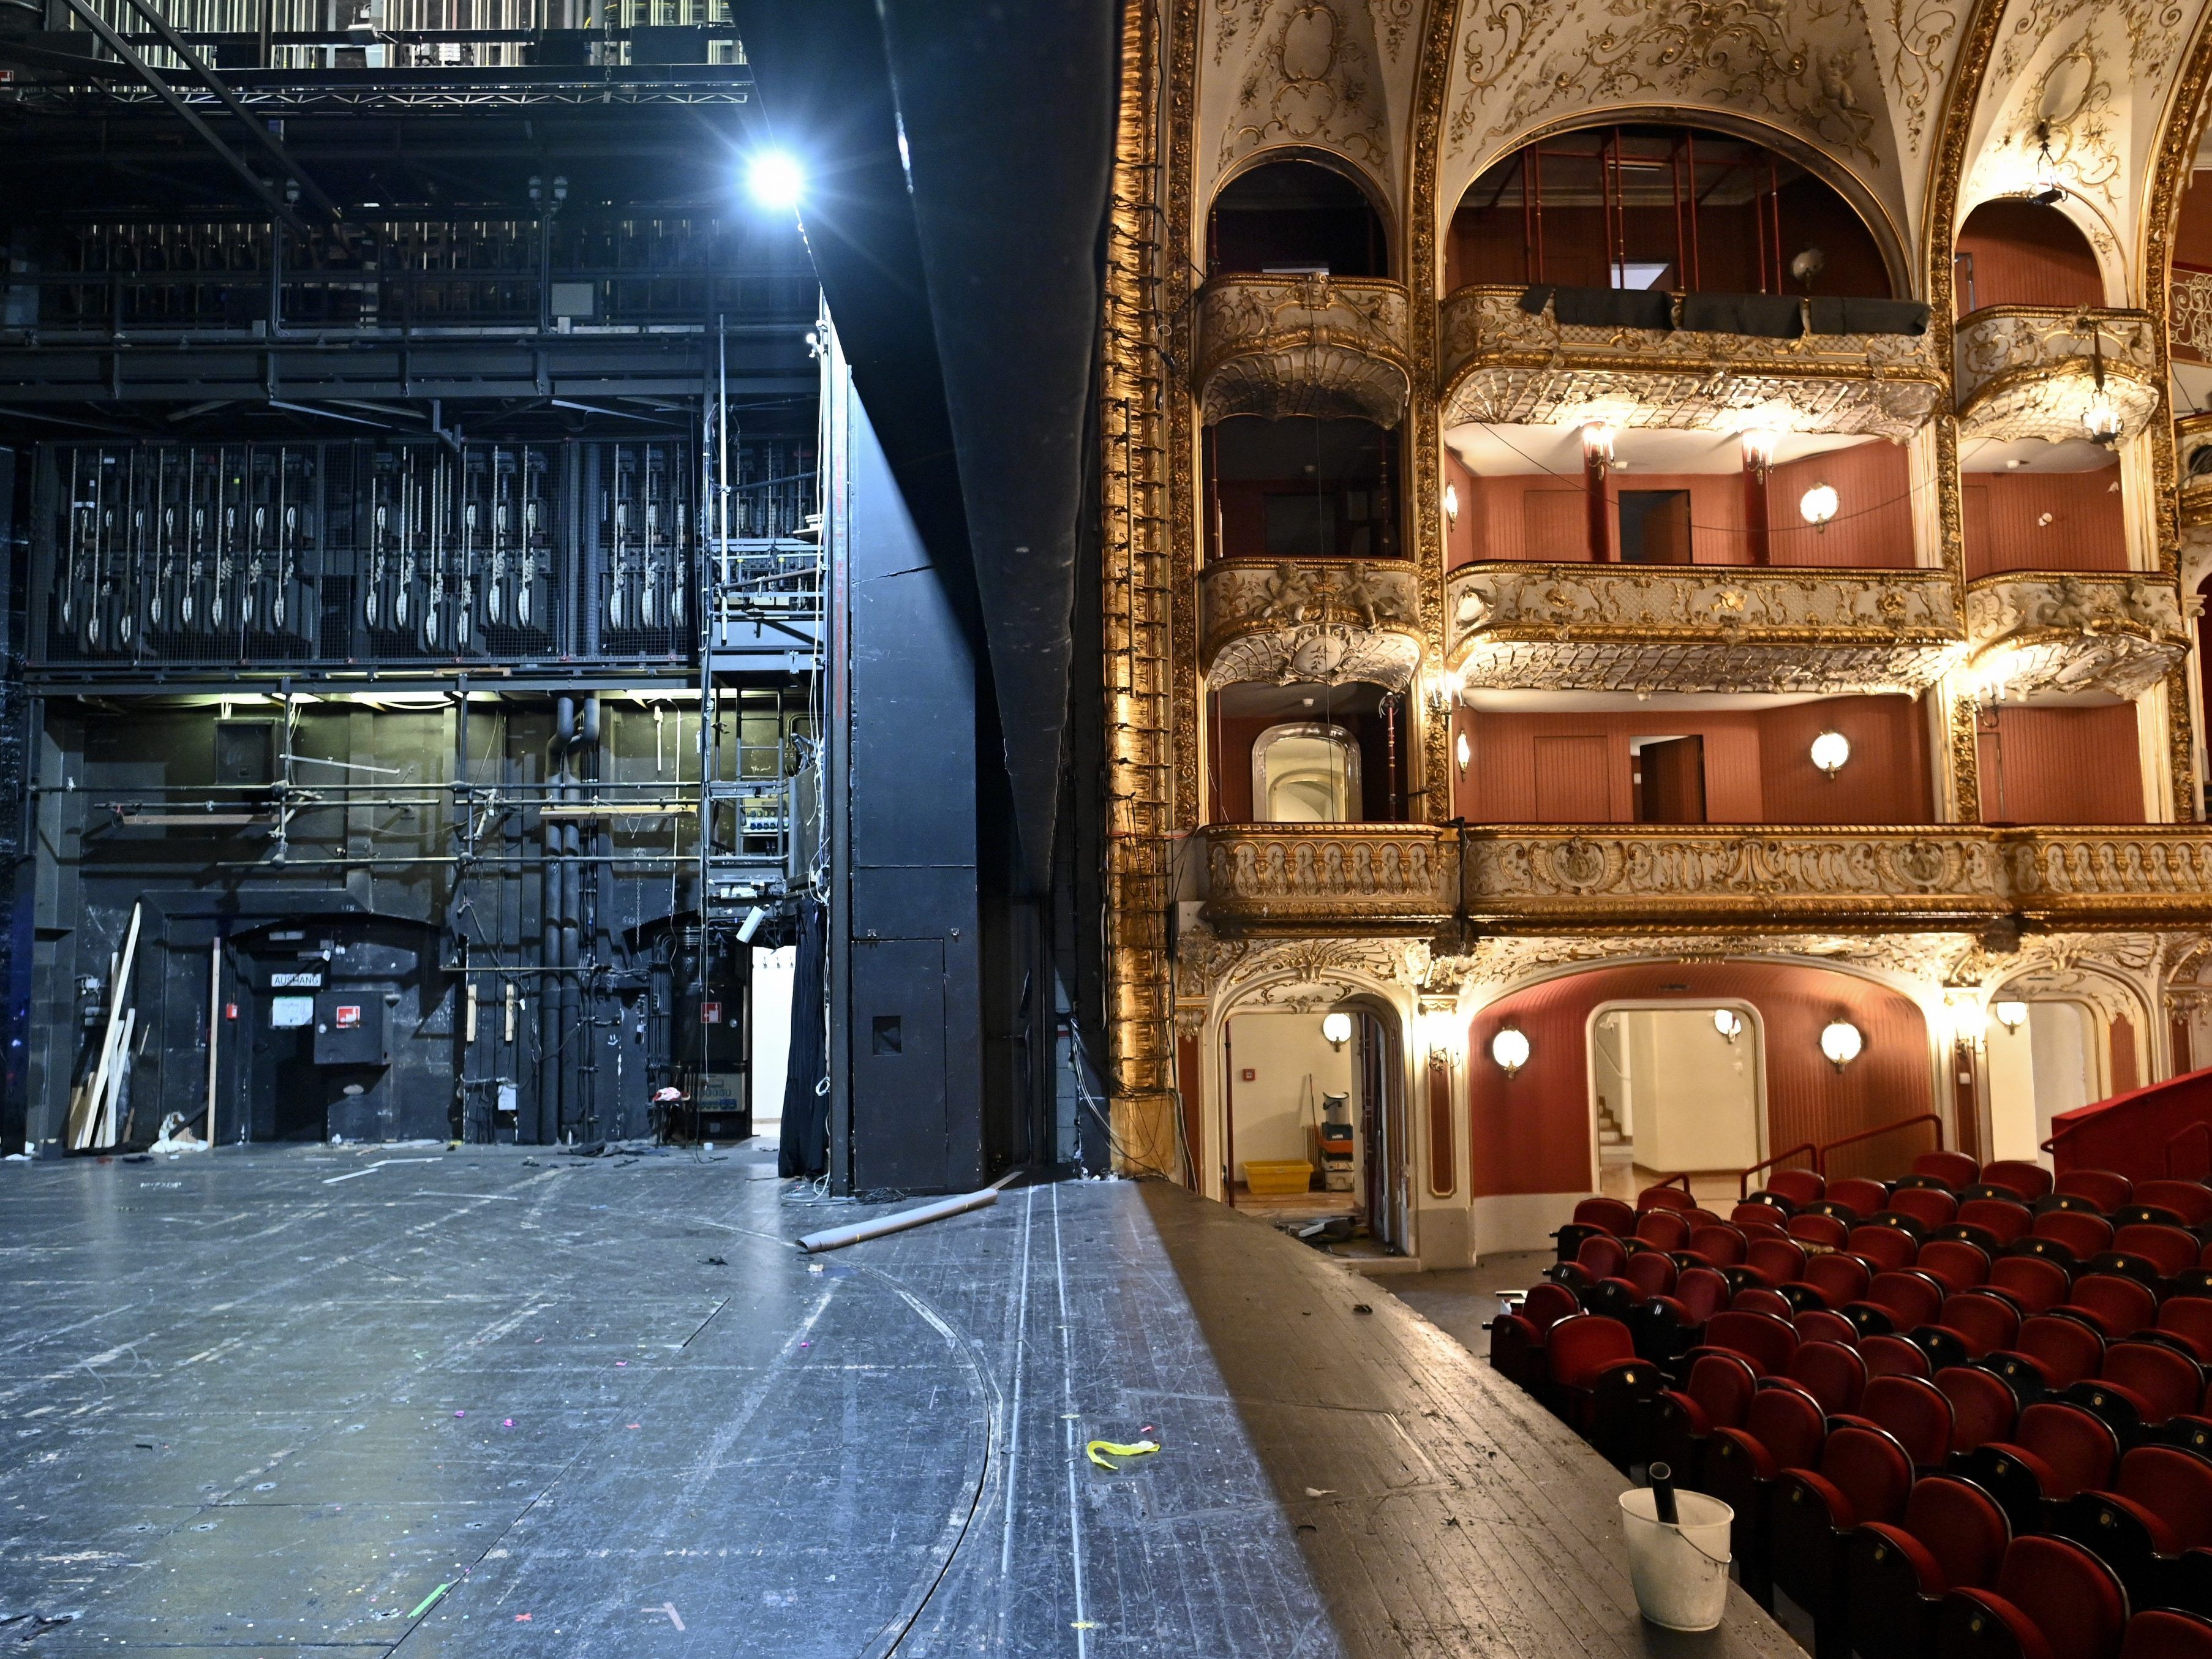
xmin=1201 ymin=824 xmax=1456 ymax=933
xmin=1954 ymin=307 xmax=2158 ymax=443
xmin=1198 ymin=559 xmax=1423 ymax=690
xmin=1197 ymin=822 xmax=2212 ymax=935
xmin=1443 ymin=562 xmax=1965 ymax=696
xmin=1965 ymin=571 xmax=2189 ymax=702
xmin=1436 ymin=287 xmax=1943 ymax=440
xmin=1194 ymin=274 xmax=1410 ymax=426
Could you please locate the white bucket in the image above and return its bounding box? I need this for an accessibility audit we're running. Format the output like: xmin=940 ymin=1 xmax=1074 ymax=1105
xmin=1618 ymin=1487 xmax=1734 ymax=1632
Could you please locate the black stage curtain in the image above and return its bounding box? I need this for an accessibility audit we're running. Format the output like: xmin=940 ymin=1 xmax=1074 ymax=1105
xmin=778 ymin=896 xmax=829 ymax=1179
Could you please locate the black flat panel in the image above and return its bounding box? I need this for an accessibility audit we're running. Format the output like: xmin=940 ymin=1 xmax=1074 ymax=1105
xmin=851 ymin=935 xmax=945 ymax=1189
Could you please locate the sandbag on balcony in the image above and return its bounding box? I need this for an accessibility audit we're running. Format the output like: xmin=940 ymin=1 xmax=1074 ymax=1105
xmin=1519 ymin=284 xmax=1674 ymax=331
xmin=1809 ymin=296 xmax=1931 ymax=336
xmin=1679 ymin=292 xmax=1804 ymax=337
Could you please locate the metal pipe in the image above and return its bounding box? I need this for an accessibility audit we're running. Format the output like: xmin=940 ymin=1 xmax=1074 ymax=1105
xmin=541 ymin=695 xmax=573 ymax=1143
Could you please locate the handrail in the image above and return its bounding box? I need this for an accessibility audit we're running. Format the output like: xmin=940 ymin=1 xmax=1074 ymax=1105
xmin=1737 ymin=1143 xmax=1819 ymax=1201
xmin=1642 ymin=1171 xmax=1695 ymax=1202
xmin=2168 ymin=1121 xmax=2212 ymax=1179
xmin=1815 ymin=1112 xmax=1942 ymax=1176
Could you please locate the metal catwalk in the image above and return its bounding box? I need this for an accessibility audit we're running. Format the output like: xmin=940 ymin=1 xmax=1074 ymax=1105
xmin=0 ymin=1157 xmax=1793 ymax=1656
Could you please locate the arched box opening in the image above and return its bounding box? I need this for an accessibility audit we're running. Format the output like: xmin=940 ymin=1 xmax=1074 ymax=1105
xmin=1211 ymin=681 xmax=1410 ymax=824
xmin=1955 ymin=198 xmax=2103 ymax=314
xmin=1206 ymin=415 xmax=1402 ymax=562
xmin=1209 ymin=157 xmax=1390 ymax=279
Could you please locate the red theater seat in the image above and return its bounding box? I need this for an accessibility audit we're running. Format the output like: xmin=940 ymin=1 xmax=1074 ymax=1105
xmin=1745 ymin=1235 xmax=1808 ymax=1288
xmin=1942 ymin=1291 xmax=2022 ymax=1360
xmin=1770 ymin=1423 xmax=1916 ymax=1628
xmin=2134 ymin=1181 xmax=2212 ymax=1228
xmin=2056 ymin=1445 xmax=2212 ymax=1610
xmin=1845 ymin=1474 xmax=2012 ymax=1659
xmin=1851 ymin=1225 xmax=1922 ymax=1274
xmin=1982 ymin=1161 xmax=2058 ymax=1203
xmin=1920 ymin=1239 xmax=1994 ymax=1293
xmin=1965 ymin=1401 xmax=2122 ymax=1525
xmin=1864 ymin=1333 xmax=1934 ymax=1379
xmin=1830 ymin=1178 xmax=1892 ymax=1219
xmin=1639 ymin=1184 xmax=1696 ymax=1211
xmin=2056 ymin=1170 xmax=2133 ymax=1213
xmin=2113 ymin=1224 xmax=2200 ymax=1279
xmin=1937 ymin=1364 xmax=2019 ymax=1453
xmin=1489 ymin=1280 xmax=1583 ymax=1392
xmin=1797 ymin=1307 xmax=1860 ymax=1347
xmin=1803 ymin=1252 xmax=1873 ymax=1309
xmin=1703 ymin=1382 xmax=1828 ymax=1592
xmin=1730 ymin=1203 xmax=1788 ymax=1233
xmin=2159 ymin=1298 xmax=2212 ymax=1362
xmin=2034 ymin=1208 xmax=2116 ymax=1263
xmin=2123 ymin=1612 xmax=2212 ymax=1659
xmin=1767 ymin=1168 xmax=1826 ymax=1206
xmin=1788 ymin=1212 xmax=1851 ymax=1251
xmin=1986 ymin=1314 xmax=2107 ymax=1393
xmin=1856 ymin=1374 xmax=1955 ymax=1469
xmin=1790 ymin=1339 xmax=1868 ymax=1415
xmin=2075 ymin=1341 xmax=2205 ymax=1432
xmin=1652 ymin=1351 xmax=1759 ymax=1487
xmin=1687 ymin=1224 xmax=1749 ymax=1267
xmin=1936 ymin=1535 xmax=2126 ymax=1659
xmin=1892 ymin=1186 xmax=1962 ymax=1230
xmin=2055 ymin=1274 xmax=2160 ymax=1342
xmin=1957 ymin=1199 xmax=2035 ymax=1247
xmin=1988 ymin=1254 xmax=2071 ymax=1317
xmin=1916 ymin=1150 xmax=1984 ymax=1190
xmin=1691 ymin=1309 xmax=1798 ymax=1377
xmin=1633 ymin=1208 xmax=1693 ymax=1252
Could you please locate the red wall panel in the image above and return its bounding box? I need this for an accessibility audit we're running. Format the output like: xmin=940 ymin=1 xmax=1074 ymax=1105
xmin=1465 ymin=961 xmax=1935 ymax=1197
xmin=1955 ymin=200 xmax=2104 ymax=311
xmin=1758 ymin=696 xmax=1932 ymax=823
xmin=1764 ymin=442 xmax=1915 ymax=568
xmin=1962 ymin=471 xmax=2126 ymax=577
xmin=1976 ymin=704 xmax=2143 ymax=824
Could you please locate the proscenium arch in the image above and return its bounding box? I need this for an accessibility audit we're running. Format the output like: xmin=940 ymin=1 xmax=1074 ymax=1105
xmin=1205 ymin=143 xmax=1401 ymax=280
xmin=1437 ymin=107 xmax=1914 ymax=303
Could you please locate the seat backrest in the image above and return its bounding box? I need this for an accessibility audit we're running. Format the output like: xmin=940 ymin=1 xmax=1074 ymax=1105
xmin=2160 ymin=1296 xmax=2212 ymax=1358
xmin=1935 ymin=1364 xmax=2017 ymax=1453
xmin=1984 ymin=1160 xmax=2058 ymax=1202
xmin=1860 ymin=1374 xmax=1954 ymax=1467
xmin=1848 ymin=1224 xmax=1920 ymax=1273
xmin=1788 ymin=1339 xmax=1867 ymax=1415
xmin=1993 ymin=1536 xmax=2127 ymax=1659
xmin=2056 ymin=1169 xmax=2133 ymax=1213
xmin=1745 ymin=1380 xmax=1827 ymax=1471
xmin=1914 ymin=1149 xmax=1982 ymax=1189
xmin=1804 ymin=1252 xmax=1872 ymax=1307
xmin=1732 ymin=1285 xmax=1794 ymax=1320
xmin=1889 ymin=1186 xmax=1960 ymax=1230
xmin=1957 ymin=1198 xmax=2034 ymax=1244
xmin=2121 ymin=1611 xmax=2212 ymax=1659
xmin=1674 ymin=1267 xmax=1731 ymax=1323
xmin=1702 ymin=1309 xmax=1797 ymax=1375
xmin=1729 ymin=1203 xmax=1787 ymax=1233
xmin=1818 ymin=1423 xmax=1912 ymax=1527
xmin=2036 ymin=1209 xmax=2116 ymax=1258
xmin=1572 ymin=1195 xmax=1638 ymax=1235
xmin=2137 ymin=1181 xmax=2212 ymax=1228
xmin=1546 ymin=1314 xmax=1638 ymax=1388
xmin=1685 ymin=1352 xmax=1760 ymax=1429
xmin=1786 ymin=1212 xmax=1850 ymax=1250
xmin=1988 ymin=1252 xmax=2071 ymax=1314
xmin=2071 ymin=1274 xmax=2160 ymax=1341
xmin=2116 ymin=1224 xmax=2200 ymax=1277
xmin=1639 ymin=1184 xmax=1696 ymax=1211
xmin=1860 ymin=1332 xmax=1932 ymax=1379
xmin=2019 ymin=1314 xmax=2107 ymax=1388
xmin=1941 ymin=1288 xmax=2021 ymax=1358
xmin=1828 ymin=1177 xmax=1891 ymax=1219
xmin=1904 ymin=1474 xmax=2011 ymax=1593
xmin=2017 ymin=1402 xmax=2121 ymax=1499
xmin=2101 ymin=1342 xmax=2205 ymax=1426
xmin=1620 ymin=1250 xmax=1678 ymax=1300
xmin=1918 ymin=1238 xmax=1992 ymax=1291
xmin=1745 ymin=1235 xmax=1807 ymax=1286
xmin=1689 ymin=1225 xmax=1749 ymax=1266
xmin=1522 ymin=1281 xmax=1582 ymax=1332
xmin=2118 ymin=1445 xmax=2212 ymax=1553
xmin=1576 ymin=1233 xmax=1630 ymax=1280
xmin=1766 ymin=1168 xmax=1825 ymax=1206
xmin=1796 ymin=1307 xmax=1859 ymax=1347
xmin=1635 ymin=1208 xmax=1693 ymax=1252
xmin=1868 ymin=1270 xmax=1946 ymax=1330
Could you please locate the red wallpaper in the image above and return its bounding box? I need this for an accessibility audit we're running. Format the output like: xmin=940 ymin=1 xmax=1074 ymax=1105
xmin=1962 ymin=472 xmax=2126 ymax=577
xmin=1955 ymin=200 xmax=2104 ymax=312
xmin=1976 ymin=704 xmax=2144 ymax=824
xmin=1453 ymin=698 xmax=1932 ymax=824
xmin=1465 ymin=961 xmax=1936 ymax=1197
xmin=1765 ymin=443 xmax=1916 ymax=568
xmin=2176 ymin=173 xmax=2212 ymax=271
xmin=1445 ymin=450 xmax=1480 ymax=569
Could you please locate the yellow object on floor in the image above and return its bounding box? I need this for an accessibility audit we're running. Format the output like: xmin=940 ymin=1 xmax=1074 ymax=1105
xmin=1086 ymin=1438 xmax=1161 ymax=1471
xmin=1243 ymin=1159 xmax=1314 ymax=1196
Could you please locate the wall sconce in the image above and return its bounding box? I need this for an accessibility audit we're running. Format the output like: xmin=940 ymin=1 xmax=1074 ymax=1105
xmin=1994 ymin=999 xmax=2029 ymax=1033
xmin=1739 ymin=429 xmax=1778 ymax=479
xmin=1490 ymin=1026 xmax=1530 ymax=1077
xmin=1581 ymin=421 xmax=1617 ymax=470
xmin=1809 ymin=729 xmax=1851 ymax=777
xmin=2030 ymin=121 xmax=2066 ymax=206
xmin=1819 ymin=1020 xmax=1864 ymax=1071
xmin=1321 ymin=1011 xmax=1352 ymax=1051
xmin=1424 ymin=668 xmax=1463 ymax=717
xmin=2082 ymin=329 xmax=2122 ymax=445
xmin=1799 ymin=483 xmax=1839 ymax=531
xmin=1455 ymin=729 xmax=1472 ymax=777
xmin=1713 ymin=1007 xmax=1743 ymax=1043
xmin=1443 ymin=481 xmax=1461 ymax=530
xmin=1421 ymin=1007 xmax=1465 ymax=1071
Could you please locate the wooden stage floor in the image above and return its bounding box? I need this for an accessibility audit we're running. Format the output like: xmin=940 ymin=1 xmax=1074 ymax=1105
xmin=0 ymin=1146 xmax=1796 ymax=1657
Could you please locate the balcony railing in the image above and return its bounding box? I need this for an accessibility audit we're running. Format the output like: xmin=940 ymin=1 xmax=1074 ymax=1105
xmin=1194 ymin=274 xmax=1410 ymax=426
xmin=1965 ymin=570 xmax=2189 ymax=702
xmin=1953 ymin=306 xmax=2158 ymax=443
xmin=1436 ymin=286 xmax=1943 ymax=439
xmin=1198 ymin=823 xmax=2212 ymax=933
xmin=1198 ymin=559 xmax=1423 ymax=690
xmin=1443 ymin=562 xmax=1963 ymax=696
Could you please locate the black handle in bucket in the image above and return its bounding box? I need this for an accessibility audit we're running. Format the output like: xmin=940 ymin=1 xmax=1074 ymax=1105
xmin=1647 ymin=1461 xmax=1680 ymax=1525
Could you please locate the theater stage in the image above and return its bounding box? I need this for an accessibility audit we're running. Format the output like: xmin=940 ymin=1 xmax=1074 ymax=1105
xmin=0 ymin=1146 xmax=1795 ymax=1656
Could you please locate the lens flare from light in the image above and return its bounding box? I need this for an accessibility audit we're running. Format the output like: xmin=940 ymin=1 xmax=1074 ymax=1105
xmin=747 ymin=151 xmax=806 ymax=211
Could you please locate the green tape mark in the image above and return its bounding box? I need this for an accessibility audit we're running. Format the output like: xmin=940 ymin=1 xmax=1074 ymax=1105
xmin=409 ymin=1582 xmax=453 ymax=1620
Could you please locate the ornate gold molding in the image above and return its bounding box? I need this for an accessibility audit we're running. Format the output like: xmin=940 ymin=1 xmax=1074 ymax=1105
xmin=1408 ymin=0 xmax=1456 ymax=827
xmin=1194 ymin=274 xmax=1411 ymax=424
xmin=1198 ymin=559 xmax=1423 ymax=688
xmin=1445 ymin=562 xmax=1965 ymax=695
xmin=1437 ymin=287 xmax=1944 ymax=438
xmin=1952 ymin=306 xmax=2161 ymax=442
xmin=1965 ymin=570 xmax=2192 ymax=701
xmin=1168 ymin=0 xmax=1200 ymax=838
xmin=1197 ymin=821 xmax=2212 ymax=935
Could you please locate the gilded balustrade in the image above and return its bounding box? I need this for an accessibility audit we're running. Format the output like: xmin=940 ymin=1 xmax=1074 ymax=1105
xmin=1964 ymin=570 xmax=2189 ymax=702
xmin=1444 ymin=562 xmax=1965 ymax=696
xmin=1198 ymin=559 xmax=1423 ymax=690
xmin=1435 ymin=287 xmax=1943 ymax=438
xmin=1193 ymin=274 xmax=1410 ymax=426
xmin=1198 ymin=824 xmax=2212 ymax=933
xmin=1953 ymin=306 xmax=2159 ymax=443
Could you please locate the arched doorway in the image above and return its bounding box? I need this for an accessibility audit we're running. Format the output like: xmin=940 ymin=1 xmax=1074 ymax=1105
xmin=1589 ymin=1001 xmax=1764 ymax=1208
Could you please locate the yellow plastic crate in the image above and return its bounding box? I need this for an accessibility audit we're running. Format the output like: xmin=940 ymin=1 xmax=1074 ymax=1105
xmin=1243 ymin=1159 xmax=1314 ymax=1196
